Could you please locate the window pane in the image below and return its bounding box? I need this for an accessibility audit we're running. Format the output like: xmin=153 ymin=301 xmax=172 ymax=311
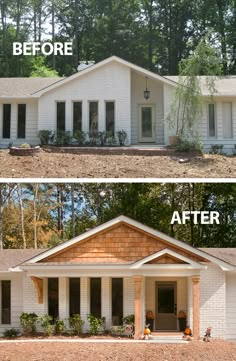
xmin=2 ymin=280 xmax=11 ymax=324
xmin=89 ymin=102 xmax=98 ymax=135
xmin=112 ymin=278 xmax=123 ymax=325
xmin=17 ymin=104 xmax=26 ymax=138
xmin=208 ymin=104 xmax=216 ymax=137
xmin=3 ymin=104 xmax=11 ymax=139
xmin=158 ymin=285 xmax=174 ymax=313
xmin=142 ymin=107 xmax=152 ymax=137
xmin=90 ymin=278 xmax=101 ymax=318
xmin=73 ymin=102 xmax=82 ymax=134
xmin=57 ymin=102 xmax=65 ymax=131
xmin=69 ymin=278 xmax=80 ymax=316
xmin=48 ymin=278 xmax=58 ymax=322
xmin=223 ymin=102 xmax=233 ymax=138
xmin=106 ymin=102 xmax=115 ymax=134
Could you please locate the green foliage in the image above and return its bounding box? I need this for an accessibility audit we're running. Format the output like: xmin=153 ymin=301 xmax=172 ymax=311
xmin=30 ymin=57 xmax=59 ymax=78
xmin=87 ymin=314 xmax=105 ymax=335
xmin=69 ymin=314 xmax=85 ymax=335
xmin=19 ymin=143 xmax=31 ymax=148
xmin=176 ymin=137 xmax=203 ymax=153
xmin=209 ymin=144 xmax=224 ymax=155
xmin=123 ymin=314 xmax=135 ymax=325
xmin=39 ymin=315 xmax=53 ymax=336
xmin=3 ymin=328 xmax=20 ymax=338
xmin=98 ymin=131 xmax=107 ymax=146
xmin=116 ymin=130 xmax=127 ymax=146
xmin=53 ymin=130 xmax=72 ymax=145
xmin=74 ymin=130 xmax=87 ymax=145
xmin=106 ymin=131 xmax=116 ymax=146
xmin=37 ymin=130 xmax=53 ymax=146
xmin=54 ymin=319 xmax=65 ymax=335
xmin=20 ymin=312 xmax=38 ymax=335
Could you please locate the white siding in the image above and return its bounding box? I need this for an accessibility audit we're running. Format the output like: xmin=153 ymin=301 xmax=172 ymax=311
xmin=131 ymin=71 xmax=164 ymax=144
xmin=38 ymin=62 xmax=131 ymax=144
xmin=0 ymin=99 xmax=38 ymax=148
xmin=226 ymin=273 xmax=236 ymax=340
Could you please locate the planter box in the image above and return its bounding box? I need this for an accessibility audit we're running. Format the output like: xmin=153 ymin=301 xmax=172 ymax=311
xmin=9 ymin=146 xmax=41 ymax=156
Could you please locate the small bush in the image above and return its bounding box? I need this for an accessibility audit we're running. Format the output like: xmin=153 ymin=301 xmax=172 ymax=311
xmin=74 ymin=130 xmax=86 ymax=145
xmin=53 ymin=130 xmax=72 ymax=145
xmin=122 ymin=314 xmax=135 ymax=325
xmin=19 ymin=143 xmax=31 ymax=149
xmin=87 ymin=314 xmax=105 ymax=335
xmin=116 ymin=130 xmax=127 ymax=146
xmin=39 ymin=315 xmax=53 ymax=336
xmin=209 ymin=144 xmax=224 ymax=154
xmin=55 ymin=319 xmax=65 ymax=335
xmin=176 ymin=137 xmax=203 ymax=153
xmin=3 ymin=328 xmax=20 ymax=338
xmin=88 ymin=131 xmax=99 ymax=145
xmin=69 ymin=314 xmax=85 ymax=335
xmin=20 ymin=312 xmax=38 ymax=335
xmin=38 ymin=130 xmax=52 ymax=145
xmin=98 ymin=131 xmax=107 ymax=146
xmin=106 ymin=131 xmax=116 ymax=146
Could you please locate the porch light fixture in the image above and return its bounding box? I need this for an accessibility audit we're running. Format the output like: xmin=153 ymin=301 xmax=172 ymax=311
xmin=144 ymin=77 xmax=150 ymax=100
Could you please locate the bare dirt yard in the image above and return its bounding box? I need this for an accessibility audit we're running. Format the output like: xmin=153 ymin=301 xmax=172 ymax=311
xmin=0 ymin=149 xmax=236 ymax=178
xmin=0 ymin=339 xmax=235 ymax=361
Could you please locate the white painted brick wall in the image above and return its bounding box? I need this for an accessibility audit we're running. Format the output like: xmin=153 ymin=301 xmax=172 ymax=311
xmin=38 ymin=61 xmax=131 ymax=144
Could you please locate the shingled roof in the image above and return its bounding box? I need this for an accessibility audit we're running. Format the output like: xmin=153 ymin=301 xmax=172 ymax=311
xmin=0 ymin=249 xmax=45 ymax=271
xmin=199 ymin=248 xmax=236 ymax=267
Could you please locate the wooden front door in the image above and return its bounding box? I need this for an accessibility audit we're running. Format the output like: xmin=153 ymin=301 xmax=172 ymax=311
xmin=155 ymin=281 xmax=177 ymax=331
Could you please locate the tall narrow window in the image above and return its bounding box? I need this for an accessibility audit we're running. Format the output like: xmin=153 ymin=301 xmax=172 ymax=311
xmin=223 ymin=102 xmax=233 ymax=138
xmin=89 ymin=102 xmax=98 ymax=135
xmin=1 ymin=281 xmax=11 ymax=324
xmin=17 ymin=104 xmax=26 ymax=138
xmin=112 ymin=278 xmax=123 ymax=325
xmin=3 ymin=104 xmax=11 ymax=139
xmin=57 ymin=102 xmax=65 ymax=131
xmin=48 ymin=278 xmax=58 ymax=322
xmin=208 ymin=104 xmax=216 ymax=137
xmin=69 ymin=278 xmax=80 ymax=316
xmin=90 ymin=278 xmax=101 ymax=317
xmin=106 ymin=102 xmax=115 ymax=135
xmin=73 ymin=102 xmax=82 ymax=134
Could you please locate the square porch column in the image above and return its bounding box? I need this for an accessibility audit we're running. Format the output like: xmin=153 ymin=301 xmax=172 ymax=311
xmin=101 ymin=277 xmax=112 ymax=329
xmin=134 ymin=275 xmax=144 ymax=339
xmin=192 ymin=275 xmax=200 ymax=339
xmin=80 ymin=277 xmax=90 ymax=331
xmin=59 ymin=277 xmax=69 ymax=320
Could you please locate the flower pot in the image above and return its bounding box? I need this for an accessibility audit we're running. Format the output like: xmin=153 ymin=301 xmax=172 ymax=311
xmin=169 ymin=135 xmax=179 ymax=146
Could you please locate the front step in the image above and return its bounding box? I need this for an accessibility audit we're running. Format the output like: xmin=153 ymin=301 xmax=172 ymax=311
xmin=148 ymin=332 xmax=186 ymax=344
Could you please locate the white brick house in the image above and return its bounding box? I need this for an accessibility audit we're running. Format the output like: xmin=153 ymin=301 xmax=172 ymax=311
xmin=1 ymin=56 xmax=236 ymax=152
xmin=0 ymin=216 xmax=235 ymax=340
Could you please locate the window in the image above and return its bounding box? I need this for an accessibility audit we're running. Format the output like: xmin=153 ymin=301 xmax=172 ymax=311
xmin=17 ymin=104 xmax=26 ymax=138
xmin=3 ymin=104 xmax=11 ymax=139
xmin=73 ymin=102 xmax=82 ymax=134
xmin=1 ymin=280 xmax=11 ymax=324
xmin=223 ymin=102 xmax=233 ymax=138
xmin=112 ymin=278 xmax=123 ymax=325
xmin=90 ymin=278 xmax=101 ymax=317
xmin=106 ymin=102 xmax=115 ymax=135
xmin=89 ymin=102 xmax=98 ymax=135
xmin=57 ymin=102 xmax=65 ymax=131
xmin=48 ymin=278 xmax=58 ymax=322
xmin=69 ymin=278 xmax=80 ymax=316
xmin=208 ymin=104 xmax=216 ymax=137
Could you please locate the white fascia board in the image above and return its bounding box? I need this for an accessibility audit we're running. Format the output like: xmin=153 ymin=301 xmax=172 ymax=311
xmin=32 ymin=56 xmax=178 ymax=97
xmin=20 ymin=215 xmax=234 ymax=271
xmin=130 ymin=248 xmax=204 ymax=269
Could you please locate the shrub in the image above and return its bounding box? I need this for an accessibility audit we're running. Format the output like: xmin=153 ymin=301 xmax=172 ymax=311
xmin=98 ymin=131 xmax=107 ymax=146
xmin=69 ymin=314 xmax=85 ymax=335
xmin=55 ymin=319 xmax=65 ymax=335
xmin=37 ymin=130 xmax=52 ymax=145
xmin=209 ymin=144 xmax=224 ymax=154
xmin=122 ymin=314 xmax=135 ymax=325
xmin=19 ymin=143 xmax=31 ymax=148
xmin=88 ymin=131 xmax=99 ymax=145
xmin=39 ymin=315 xmax=53 ymax=336
xmin=3 ymin=328 xmax=20 ymax=338
xmin=74 ymin=130 xmax=86 ymax=145
xmin=20 ymin=312 xmax=38 ymax=335
xmin=176 ymin=137 xmax=203 ymax=153
xmin=106 ymin=131 xmax=115 ymax=146
xmin=53 ymin=130 xmax=72 ymax=145
xmin=116 ymin=130 xmax=127 ymax=146
xmin=87 ymin=314 xmax=105 ymax=335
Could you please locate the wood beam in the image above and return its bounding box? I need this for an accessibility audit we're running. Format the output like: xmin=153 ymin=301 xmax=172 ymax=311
xmin=134 ymin=275 xmax=144 ymax=339
xmin=31 ymin=276 xmax=43 ymax=304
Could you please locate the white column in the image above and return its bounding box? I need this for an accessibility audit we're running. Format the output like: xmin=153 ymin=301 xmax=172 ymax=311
xmin=101 ymin=277 xmax=112 ymax=329
xmin=80 ymin=277 xmax=90 ymax=331
xmin=83 ymin=101 xmax=89 ymax=132
xmin=59 ymin=277 xmax=68 ymax=321
xmin=98 ymin=101 xmax=105 ymax=132
xmin=66 ymin=100 xmax=72 ymax=133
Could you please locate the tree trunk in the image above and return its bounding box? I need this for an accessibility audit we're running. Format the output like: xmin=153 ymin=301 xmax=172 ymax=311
xmin=17 ymin=185 xmax=27 ymax=249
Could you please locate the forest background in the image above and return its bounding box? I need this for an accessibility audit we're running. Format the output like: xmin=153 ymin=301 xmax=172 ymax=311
xmin=0 ymin=0 xmax=236 ymax=77
xmin=0 ymin=183 xmax=236 ymax=250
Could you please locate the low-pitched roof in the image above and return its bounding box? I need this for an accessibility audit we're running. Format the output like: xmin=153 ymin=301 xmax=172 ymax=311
xmin=0 ymin=249 xmax=45 ymax=272
xmin=199 ymin=248 xmax=236 ymax=267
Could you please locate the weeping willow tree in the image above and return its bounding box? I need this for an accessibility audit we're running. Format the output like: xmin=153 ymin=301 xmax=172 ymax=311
xmin=167 ymin=35 xmax=223 ymax=139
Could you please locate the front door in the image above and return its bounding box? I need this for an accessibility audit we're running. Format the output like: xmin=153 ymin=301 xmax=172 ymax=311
xmin=138 ymin=105 xmax=155 ymax=142
xmin=155 ymin=281 xmax=177 ymax=331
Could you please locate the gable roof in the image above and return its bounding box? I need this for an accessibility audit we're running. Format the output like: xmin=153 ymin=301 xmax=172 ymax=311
xmin=19 ymin=216 xmax=235 ymax=271
xmin=0 ymin=249 xmax=45 ymax=272
xmin=0 ymin=77 xmax=62 ymax=98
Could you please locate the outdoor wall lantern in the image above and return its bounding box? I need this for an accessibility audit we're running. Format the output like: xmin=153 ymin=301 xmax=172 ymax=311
xmin=144 ymin=76 xmax=150 ymax=100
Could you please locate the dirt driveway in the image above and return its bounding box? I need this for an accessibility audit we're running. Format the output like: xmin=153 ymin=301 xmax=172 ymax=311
xmin=0 ymin=339 xmax=235 ymax=361
xmin=0 ymin=150 xmax=235 ymax=178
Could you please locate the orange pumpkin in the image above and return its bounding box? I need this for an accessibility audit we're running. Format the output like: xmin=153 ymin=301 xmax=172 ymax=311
xmin=144 ymin=327 xmax=151 ymax=335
